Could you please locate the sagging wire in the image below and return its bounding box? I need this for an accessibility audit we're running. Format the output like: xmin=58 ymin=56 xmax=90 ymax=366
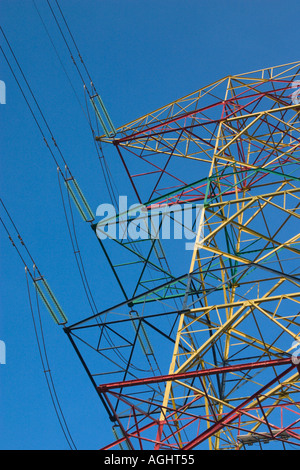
xmin=1 ymin=22 xmax=139 ymax=367
xmin=129 ymin=309 xmax=163 ymax=381
xmin=57 ymin=169 xmax=145 ymax=371
xmin=41 ymin=1 xmax=180 ymax=310
xmin=0 ymin=199 xmax=75 ymax=449
xmin=32 ymin=0 xmax=91 ymax=126
xmin=57 ymin=168 xmax=98 ymax=316
xmin=0 ymin=198 xmax=67 ymax=326
xmin=0 ymin=26 xmax=103 ymax=320
xmin=25 ymin=267 xmax=77 ymax=450
xmin=60 ymin=168 xmax=159 ymax=375
xmin=83 ymin=83 xmax=119 ymax=207
xmin=0 ymin=27 xmax=94 ymax=223
xmin=48 ymin=0 xmax=116 ymax=137
xmin=2 ymin=9 xmax=172 ymax=382
xmin=32 ymin=0 xmax=118 ymax=208
xmin=31 ymin=1 xmax=151 ymax=301
xmin=2 ymin=6 xmax=190 ymax=449
xmin=0 ymin=26 xmax=101 ymax=315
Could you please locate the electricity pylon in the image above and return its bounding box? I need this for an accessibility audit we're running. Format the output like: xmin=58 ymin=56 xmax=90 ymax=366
xmin=65 ymin=62 xmax=300 ymax=450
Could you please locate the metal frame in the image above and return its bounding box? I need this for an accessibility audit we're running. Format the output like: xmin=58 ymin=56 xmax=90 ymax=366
xmin=65 ymin=62 xmax=300 ymax=450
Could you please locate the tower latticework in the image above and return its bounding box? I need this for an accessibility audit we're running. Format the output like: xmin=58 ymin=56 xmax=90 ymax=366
xmin=66 ymin=62 xmax=300 ymax=450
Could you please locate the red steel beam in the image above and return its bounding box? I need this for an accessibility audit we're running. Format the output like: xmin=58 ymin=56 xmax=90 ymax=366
xmin=97 ymin=357 xmax=293 ymax=392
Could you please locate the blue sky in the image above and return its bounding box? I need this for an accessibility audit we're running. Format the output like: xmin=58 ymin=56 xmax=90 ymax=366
xmin=0 ymin=0 xmax=299 ymax=450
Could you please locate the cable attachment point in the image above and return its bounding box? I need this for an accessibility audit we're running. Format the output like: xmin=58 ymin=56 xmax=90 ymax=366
xmin=90 ymin=93 xmax=116 ymax=138
xmin=34 ymin=277 xmax=68 ymax=325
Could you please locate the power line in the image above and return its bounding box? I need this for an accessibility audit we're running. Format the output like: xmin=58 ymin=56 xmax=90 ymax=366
xmin=42 ymin=0 xmax=118 ymax=206
xmin=25 ymin=268 xmax=77 ymax=450
xmin=32 ymin=0 xmax=91 ymax=126
xmin=0 ymin=198 xmax=76 ymax=449
xmin=32 ymin=0 xmax=118 ymax=207
xmin=0 ymin=25 xmax=147 ymax=374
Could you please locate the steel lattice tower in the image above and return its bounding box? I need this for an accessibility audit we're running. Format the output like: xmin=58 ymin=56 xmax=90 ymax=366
xmin=65 ymin=62 xmax=300 ymax=450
